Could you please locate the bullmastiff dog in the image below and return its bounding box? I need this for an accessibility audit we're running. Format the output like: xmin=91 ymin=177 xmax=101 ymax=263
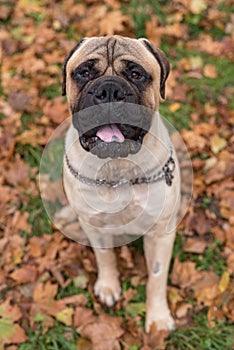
xmin=62 ymin=35 xmax=180 ymax=332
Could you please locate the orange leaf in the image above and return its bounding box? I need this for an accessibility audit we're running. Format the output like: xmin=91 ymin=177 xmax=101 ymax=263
xmin=10 ymin=265 xmax=37 ymax=284
xmin=99 ymin=11 xmax=130 ymax=35
xmin=203 ymin=64 xmax=218 ymax=78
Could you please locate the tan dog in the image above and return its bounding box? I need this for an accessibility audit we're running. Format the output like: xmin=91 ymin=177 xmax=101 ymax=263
xmin=62 ymin=36 xmax=180 ymax=332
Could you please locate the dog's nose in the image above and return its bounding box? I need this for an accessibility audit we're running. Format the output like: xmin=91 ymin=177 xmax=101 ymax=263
xmin=93 ymin=81 xmax=126 ymax=104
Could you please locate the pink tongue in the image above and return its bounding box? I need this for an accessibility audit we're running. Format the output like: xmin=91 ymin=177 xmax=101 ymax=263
xmin=96 ymin=124 xmax=125 ymax=143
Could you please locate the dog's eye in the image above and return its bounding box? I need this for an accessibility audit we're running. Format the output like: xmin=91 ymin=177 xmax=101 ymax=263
xmin=80 ymin=69 xmax=90 ymax=78
xmin=131 ymin=71 xmax=142 ymax=80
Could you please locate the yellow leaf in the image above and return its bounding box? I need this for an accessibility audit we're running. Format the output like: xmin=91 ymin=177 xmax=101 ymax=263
xmin=189 ymin=56 xmax=203 ymax=70
xmin=56 ymin=307 xmax=74 ymax=326
xmin=210 ymin=134 xmax=227 ymax=154
xmin=218 ymin=270 xmax=230 ymax=293
xmin=169 ymin=102 xmax=181 ymax=112
xmin=190 ymin=0 xmax=207 ymax=14
xmin=18 ymin=0 xmax=44 ymax=14
xmin=16 ymin=129 xmax=41 ymax=147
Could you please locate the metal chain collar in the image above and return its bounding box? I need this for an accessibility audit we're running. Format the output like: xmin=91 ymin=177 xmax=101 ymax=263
xmin=65 ymin=146 xmax=175 ymax=188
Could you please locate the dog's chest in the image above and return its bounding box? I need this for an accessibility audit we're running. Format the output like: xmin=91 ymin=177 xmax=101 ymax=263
xmin=76 ymin=182 xmax=167 ymax=235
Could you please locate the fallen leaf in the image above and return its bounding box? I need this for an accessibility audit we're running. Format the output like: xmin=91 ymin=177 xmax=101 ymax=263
xmin=74 ymin=307 xmax=94 ymax=329
xmin=191 ymin=272 xmax=220 ymax=306
xmin=8 ymin=90 xmax=32 ymax=112
xmin=0 ymin=300 xmax=27 ymax=346
xmin=56 ymin=307 xmax=74 ymax=326
xmin=203 ymin=64 xmax=218 ymax=78
xmin=144 ymin=322 xmax=168 ymax=350
xmin=176 ymin=303 xmax=193 ymax=318
xmin=210 ymin=134 xmax=227 ymax=153
xmin=169 ymin=102 xmax=181 ymax=112
xmin=30 ymin=281 xmax=65 ymax=330
xmin=218 ymin=270 xmax=230 ymax=293
xmin=168 ymin=287 xmax=182 ymax=313
xmin=80 ymin=314 xmax=124 ymax=350
xmin=185 ymin=210 xmax=214 ymax=235
xmin=203 ymin=157 xmax=218 ymax=172
xmin=145 ymin=16 xmax=162 ymax=46
xmin=10 ymin=265 xmax=37 ymax=284
xmin=42 ymin=97 xmax=68 ymax=124
xmin=182 ymin=130 xmax=207 ymax=151
xmin=189 ymin=0 xmax=207 ymax=14
xmin=76 ymin=338 xmax=93 ymax=350
xmin=173 ymin=83 xmax=189 ymax=102
xmin=205 ymin=151 xmax=234 ymax=184
xmin=99 ymin=11 xmax=130 ymax=35
xmin=3 ymin=157 xmax=29 ymax=187
xmin=73 ymin=274 xmax=88 ymax=289
xmin=125 ymin=302 xmax=146 ymax=318
xmin=183 ymin=237 xmax=207 ymax=253
xmin=171 ymin=257 xmax=203 ymax=289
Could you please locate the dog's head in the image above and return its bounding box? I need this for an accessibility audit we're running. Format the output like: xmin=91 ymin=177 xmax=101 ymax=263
xmin=62 ymin=36 xmax=170 ymax=159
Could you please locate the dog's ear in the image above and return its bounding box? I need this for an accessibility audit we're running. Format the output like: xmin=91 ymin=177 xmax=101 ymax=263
xmin=139 ymin=39 xmax=170 ymax=100
xmin=62 ymin=39 xmax=85 ymax=96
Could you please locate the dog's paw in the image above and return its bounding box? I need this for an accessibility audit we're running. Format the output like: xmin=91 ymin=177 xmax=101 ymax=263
xmin=146 ymin=311 xmax=175 ymax=332
xmin=94 ymin=278 xmax=121 ymax=307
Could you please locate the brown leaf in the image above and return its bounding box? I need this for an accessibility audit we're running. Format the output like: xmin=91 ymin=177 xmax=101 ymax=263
xmin=30 ymin=281 xmax=65 ymax=330
xmin=176 ymin=303 xmax=193 ymax=318
xmin=191 ymin=272 xmax=220 ymax=306
xmin=185 ymin=210 xmax=214 ymax=235
xmin=182 ymin=130 xmax=207 ymax=151
xmin=205 ymin=151 xmax=234 ymax=184
xmin=8 ymin=90 xmax=32 ymax=112
xmin=76 ymin=338 xmax=93 ymax=350
xmin=11 ymin=211 xmax=30 ymax=233
xmin=183 ymin=237 xmax=207 ymax=253
xmin=144 ymin=322 xmax=168 ymax=350
xmin=10 ymin=265 xmax=37 ymax=284
xmin=203 ymin=64 xmax=218 ymax=78
xmin=3 ymin=157 xmax=29 ymax=186
xmin=74 ymin=307 xmax=94 ymax=329
xmin=80 ymin=314 xmax=124 ymax=350
xmin=42 ymin=97 xmax=68 ymax=124
xmin=99 ymin=11 xmax=130 ymax=35
xmin=171 ymin=257 xmax=203 ymax=289
xmin=145 ymin=16 xmax=163 ymax=46
xmin=27 ymin=236 xmax=46 ymax=258
xmin=173 ymin=83 xmax=189 ymax=102
xmin=220 ymin=189 xmax=234 ymax=222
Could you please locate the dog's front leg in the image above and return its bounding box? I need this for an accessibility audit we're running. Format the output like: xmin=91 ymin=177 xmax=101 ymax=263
xmin=93 ymin=247 xmax=121 ymax=307
xmin=144 ymin=227 xmax=176 ymax=332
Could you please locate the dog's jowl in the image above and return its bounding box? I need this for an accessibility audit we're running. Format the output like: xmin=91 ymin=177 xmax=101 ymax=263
xmin=62 ymin=35 xmax=180 ymax=332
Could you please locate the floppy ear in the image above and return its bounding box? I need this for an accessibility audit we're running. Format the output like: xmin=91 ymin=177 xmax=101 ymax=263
xmin=62 ymin=39 xmax=85 ymax=96
xmin=140 ymin=39 xmax=170 ymax=100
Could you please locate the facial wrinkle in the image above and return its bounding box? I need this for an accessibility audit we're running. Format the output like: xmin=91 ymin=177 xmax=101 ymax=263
xmin=105 ymin=37 xmax=117 ymax=74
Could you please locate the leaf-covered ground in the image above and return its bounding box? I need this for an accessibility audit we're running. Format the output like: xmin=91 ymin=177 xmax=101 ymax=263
xmin=0 ymin=0 xmax=234 ymax=349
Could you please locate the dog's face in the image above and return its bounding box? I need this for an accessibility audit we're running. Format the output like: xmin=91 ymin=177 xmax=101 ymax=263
xmin=62 ymin=36 xmax=170 ymax=159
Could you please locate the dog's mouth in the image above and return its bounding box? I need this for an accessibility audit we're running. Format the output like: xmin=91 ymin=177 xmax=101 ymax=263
xmin=79 ymin=123 xmax=147 ymax=159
